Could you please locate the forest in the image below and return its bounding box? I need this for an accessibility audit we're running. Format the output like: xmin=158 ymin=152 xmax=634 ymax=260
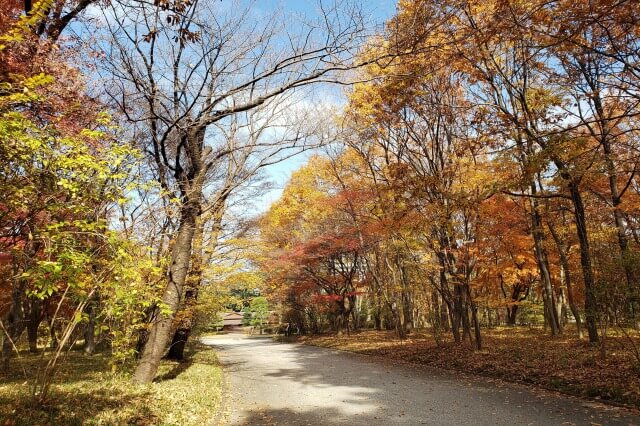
xmin=262 ymin=0 xmax=640 ymax=343
xmin=2 ymin=0 xmax=640 ymax=423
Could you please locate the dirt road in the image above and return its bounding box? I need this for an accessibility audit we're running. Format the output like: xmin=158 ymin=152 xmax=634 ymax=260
xmin=202 ymin=334 xmax=639 ymax=425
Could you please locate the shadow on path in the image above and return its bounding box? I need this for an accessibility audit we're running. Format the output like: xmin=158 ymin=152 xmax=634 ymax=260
xmin=203 ymin=334 xmax=640 ymax=426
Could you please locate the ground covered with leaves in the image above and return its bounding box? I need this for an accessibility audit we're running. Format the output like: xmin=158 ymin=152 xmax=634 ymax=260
xmin=293 ymin=327 xmax=640 ymax=409
xmin=0 ymin=342 xmax=224 ymax=425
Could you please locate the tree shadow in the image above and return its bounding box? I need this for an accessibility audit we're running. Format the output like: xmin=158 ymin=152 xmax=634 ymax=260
xmin=155 ymin=357 xmax=194 ymax=382
xmin=0 ymin=351 xmax=115 ymax=386
xmin=0 ymin=388 xmax=158 ymax=426
xmin=154 ymin=340 xmax=223 ymax=382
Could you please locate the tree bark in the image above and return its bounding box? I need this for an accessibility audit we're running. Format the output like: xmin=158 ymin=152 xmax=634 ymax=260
xmin=2 ymin=281 xmax=26 ymax=370
xmin=567 ymin=180 xmax=599 ymax=343
xmin=166 ymin=221 xmax=204 ymax=361
xmin=529 ymin=189 xmax=561 ymax=336
xmin=506 ymin=304 xmax=518 ymax=326
xmin=133 ymin=195 xmax=200 ymax=383
xmin=84 ymin=294 xmax=97 ymax=355
xmin=167 ymin=192 xmax=227 ymax=360
xmin=469 ymin=292 xmax=482 ymax=350
xmin=441 ymin=277 xmax=461 ymax=343
xmin=27 ymin=298 xmax=43 ymax=353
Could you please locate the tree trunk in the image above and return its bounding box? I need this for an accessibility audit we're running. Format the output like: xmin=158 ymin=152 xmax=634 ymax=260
xmin=133 ymin=197 xmax=199 ymax=383
xmin=400 ymin=265 xmax=413 ymax=333
xmin=453 ymin=284 xmax=466 ymax=343
xmin=457 ymin=283 xmax=472 ymax=344
xmin=564 ymin=264 xmax=583 ymax=339
xmin=430 ymin=290 xmax=442 ymax=329
xmin=506 ymin=305 xmax=518 ymax=326
xmin=27 ymin=298 xmax=43 ymax=353
xmin=440 ymin=295 xmax=450 ymax=331
xmin=445 ymin=296 xmax=460 ymax=343
xmin=587 ymin=71 xmax=637 ymax=317
xmin=470 ymin=297 xmax=482 ymax=350
xmin=167 ymin=192 xmax=228 ymax=360
xmin=2 ymin=282 xmax=26 ymax=370
xmin=529 ymin=191 xmax=561 ymax=336
xmin=567 ymin=181 xmax=599 ymax=343
xmin=47 ymin=315 xmax=58 ymax=349
xmin=373 ymin=312 xmax=382 ymax=330
xmin=395 ymin=300 xmax=406 ymax=339
xmin=437 ymin=257 xmax=460 ymax=343
xmin=505 ymin=281 xmax=528 ymax=326
xmin=167 ymin=327 xmax=191 ymax=360
xmin=27 ymin=321 xmax=39 ymax=353
xmin=167 ymin=228 xmax=204 ymax=360
xmin=84 ymin=294 xmax=97 ymax=355
xmin=603 ymin=140 xmax=637 ymax=316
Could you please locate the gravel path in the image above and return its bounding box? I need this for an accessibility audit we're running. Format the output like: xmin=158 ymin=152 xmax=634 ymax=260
xmin=202 ymin=334 xmax=639 ymax=425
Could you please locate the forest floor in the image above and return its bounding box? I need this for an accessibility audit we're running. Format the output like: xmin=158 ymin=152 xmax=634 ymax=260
xmin=289 ymin=327 xmax=640 ymax=409
xmin=0 ymin=341 xmax=224 ymax=425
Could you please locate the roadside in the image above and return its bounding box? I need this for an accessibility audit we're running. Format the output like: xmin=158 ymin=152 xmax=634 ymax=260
xmin=286 ymin=328 xmax=640 ymax=409
xmin=0 ymin=341 xmax=224 ymax=425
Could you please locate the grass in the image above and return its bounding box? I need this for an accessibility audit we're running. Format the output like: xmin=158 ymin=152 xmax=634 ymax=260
xmin=0 ymin=342 xmax=224 ymax=425
xmin=289 ymin=327 xmax=640 ymax=409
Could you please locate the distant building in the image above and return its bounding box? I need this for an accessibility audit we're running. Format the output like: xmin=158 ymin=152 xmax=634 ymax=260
xmin=220 ymin=312 xmax=244 ymax=330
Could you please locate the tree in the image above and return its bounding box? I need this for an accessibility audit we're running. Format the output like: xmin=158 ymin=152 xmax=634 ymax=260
xmin=0 ymin=0 xmax=141 ymax=374
xmin=262 ymin=0 xmax=640 ymax=351
xmin=249 ymin=296 xmax=269 ymax=334
xmin=97 ymin=0 xmax=368 ymax=383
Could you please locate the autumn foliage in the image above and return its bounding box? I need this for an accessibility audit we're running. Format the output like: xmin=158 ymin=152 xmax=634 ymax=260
xmin=259 ymin=0 xmax=640 ymax=363
xmin=4 ymin=0 xmax=640 ymax=414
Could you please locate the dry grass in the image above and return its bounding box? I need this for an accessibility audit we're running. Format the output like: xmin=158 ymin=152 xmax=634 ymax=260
xmin=293 ymin=327 xmax=640 ymax=408
xmin=0 ymin=342 xmax=224 ymax=425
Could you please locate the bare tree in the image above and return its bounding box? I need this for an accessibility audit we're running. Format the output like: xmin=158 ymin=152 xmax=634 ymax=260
xmin=97 ymin=0 xmax=367 ymax=382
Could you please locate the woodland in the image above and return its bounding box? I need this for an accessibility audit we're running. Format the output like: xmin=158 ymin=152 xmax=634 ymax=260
xmin=2 ymin=0 xmax=640 ymax=422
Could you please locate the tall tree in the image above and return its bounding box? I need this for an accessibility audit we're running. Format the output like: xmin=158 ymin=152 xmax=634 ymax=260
xmin=99 ymin=0 xmax=368 ymax=383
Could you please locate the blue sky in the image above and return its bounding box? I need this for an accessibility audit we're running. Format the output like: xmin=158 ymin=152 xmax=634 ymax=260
xmin=251 ymin=0 xmax=398 ymax=214
xmin=258 ymin=0 xmax=397 ymax=20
